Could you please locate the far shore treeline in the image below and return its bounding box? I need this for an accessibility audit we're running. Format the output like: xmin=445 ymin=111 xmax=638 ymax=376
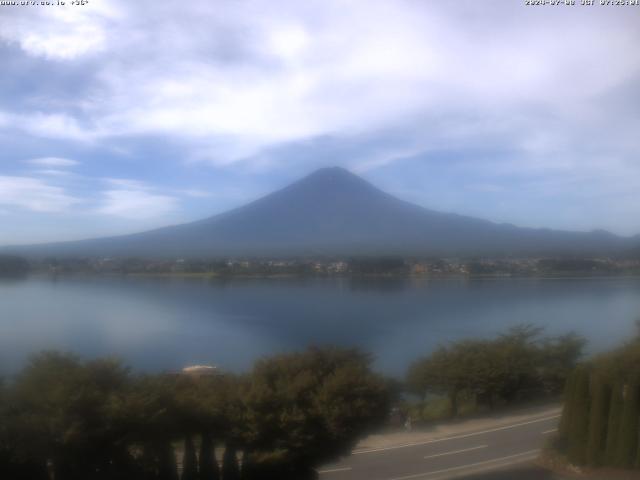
xmin=2 ymin=254 xmax=640 ymax=278
xmin=0 ymin=326 xmax=586 ymax=480
xmin=0 ymin=255 xmax=29 ymax=277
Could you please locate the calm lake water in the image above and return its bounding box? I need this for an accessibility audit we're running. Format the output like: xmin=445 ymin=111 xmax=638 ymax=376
xmin=1 ymin=275 xmax=640 ymax=376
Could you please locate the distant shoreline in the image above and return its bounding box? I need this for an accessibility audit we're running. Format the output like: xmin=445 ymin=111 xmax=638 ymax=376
xmin=18 ymin=271 xmax=640 ymax=281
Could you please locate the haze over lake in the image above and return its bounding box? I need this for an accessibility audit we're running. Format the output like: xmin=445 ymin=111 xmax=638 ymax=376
xmin=2 ymin=275 xmax=639 ymax=376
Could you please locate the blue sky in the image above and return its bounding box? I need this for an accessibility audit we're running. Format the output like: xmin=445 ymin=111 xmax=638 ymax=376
xmin=1 ymin=0 xmax=639 ymax=245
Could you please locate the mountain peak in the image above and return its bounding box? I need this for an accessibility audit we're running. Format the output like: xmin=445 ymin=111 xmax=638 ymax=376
xmin=301 ymin=166 xmax=360 ymax=183
xmin=307 ymin=166 xmax=353 ymax=176
xmin=290 ymin=166 xmax=380 ymax=196
xmin=4 ymin=167 xmax=632 ymax=258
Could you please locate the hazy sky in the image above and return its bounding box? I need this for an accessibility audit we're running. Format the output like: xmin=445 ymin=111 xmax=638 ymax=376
xmin=1 ymin=0 xmax=639 ymax=245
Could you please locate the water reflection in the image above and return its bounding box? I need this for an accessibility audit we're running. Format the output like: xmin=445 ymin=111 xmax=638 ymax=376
xmin=0 ymin=275 xmax=639 ymax=376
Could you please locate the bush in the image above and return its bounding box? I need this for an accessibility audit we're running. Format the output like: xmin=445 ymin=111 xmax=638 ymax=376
xmin=407 ymin=326 xmax=585 ymax=418
xmin=0 ymin=347 xmax=390 ymax=480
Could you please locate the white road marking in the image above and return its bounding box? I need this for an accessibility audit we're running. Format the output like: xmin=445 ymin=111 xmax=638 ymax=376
xmin=424 ymin=445 xmax=488 ymax=460
xmin=318 ymin=467 xmax=353 ymax=475
xmin=388 ymin=449 xmax=540 ymax=480
xmin=542 ymin=429 xmax=557 ymax=434
xmin=353 ymin=414 xmax=560 ymax=455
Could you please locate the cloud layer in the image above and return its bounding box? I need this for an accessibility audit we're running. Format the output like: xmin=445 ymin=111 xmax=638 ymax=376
xmin=1 ymin=0 xmax=639 ymax=243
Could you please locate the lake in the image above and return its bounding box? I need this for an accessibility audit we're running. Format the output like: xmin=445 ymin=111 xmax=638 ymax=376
xmin=1 ymin=275 xmax=639 ymax=376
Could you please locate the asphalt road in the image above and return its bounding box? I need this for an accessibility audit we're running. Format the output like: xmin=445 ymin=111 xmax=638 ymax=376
xmin=318 ymin=413 xmax=560 ymax=480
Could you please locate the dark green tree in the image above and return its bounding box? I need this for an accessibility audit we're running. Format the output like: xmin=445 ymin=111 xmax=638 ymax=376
xmin=540 ymin=333 xmax=586 ymax=395
xmin=182 ymin=434 xmax=198 ymax=480
xmin=222 ymin=444 xmax=240 ymax=480
xmin=407 ymin=326 xmax=583 ymax=420
xmin=157 ymin=441 xmax=179 ymax=480
xmin=239 ymin=451 xmax=258 ymax=480
xmin=9 ymin=352 xmax=135 ymax=480
xmin=605 ymin=380 xmax=624 ymax=466
xmin=493 ymin=325 xmax=544 ymax=404
xmin=615 ymin=380 xmax=639 ymax=468
xmin=567 ymin=366 xmax=590 ymax=465
xmin=558 ymin=370 xmax=577 ymax=444
xmin=242 ymin=347 xmax=389 ymax=477
xmin=407 ymin=342 xmax=479 ymax=417
xmin=586 ymin=373 xmax=610 ymax=466
xmin=199 ymin=433 xmax=220 ymax=480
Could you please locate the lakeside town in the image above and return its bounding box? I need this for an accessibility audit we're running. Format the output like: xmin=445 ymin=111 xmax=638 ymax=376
xmin=14 ymin=255 xmax=640 ymax=278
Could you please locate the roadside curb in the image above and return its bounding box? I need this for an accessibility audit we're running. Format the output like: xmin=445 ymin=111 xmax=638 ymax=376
xmin=353 ymin=405 xmax=562 ymax=455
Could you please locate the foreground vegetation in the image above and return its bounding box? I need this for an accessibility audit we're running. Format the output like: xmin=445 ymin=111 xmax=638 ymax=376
xmin=0 ymin=325 xmax=589 ymax=479
xmin=556 ymin=328 xmax=640 ymax=471
xmin=0 ymin=348 xmax=390 ymax=480
xmin=407 ymin=326 xmax=585 ymax=419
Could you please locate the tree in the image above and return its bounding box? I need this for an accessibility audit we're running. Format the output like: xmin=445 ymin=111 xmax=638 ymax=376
xmin=221 ymin=444 xmax=240 ymax=480
xmin=0 ymin=374 xmax=49 ymax=480
xmin=182 ymin=434 xmax=198 ymax=480
xmin=199 ymin=433 xmax=220 ymax=480
xmin=586 ymin=373 xmax=610 ymax=466
xmin=558 ymin=370 xmax=577 ymax=444
xmin=156 ymin=441 xmax=179 ymax=480
xmin=605 ymin=380 xmax=624 ymax=466
xmin=9 ymin=352 xmax=135 ymax=480
xmin=407 ymin=325 xmax=581 ymax=419
xmin=241 ymin=347 xmax=389 ymax=477
xmin=493 ymin=325 xmax=544 ymax=404
xmin=123 ymin=375 xmax=182 ymax=479
xmin=615 ymin=379 xmax=639 ymax=468
xmin=567 ymin=366 xmax=590 ymax=465
xmin=407 ymin=341 xmax=491 ymax=417
xmin=540 ymin=333 xmax=586 ymax=395
xmin=173 ymin=371 xmax=244 ymax=480
xmin=239 ymin=451 xmax=259 ymax=480
xmin=407 ymin=345 xmax=461 ymax=416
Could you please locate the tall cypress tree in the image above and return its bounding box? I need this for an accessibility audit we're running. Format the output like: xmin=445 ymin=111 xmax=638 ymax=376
xmin=199 ymin=433 xmax=220 ymax=480
xmin=182 ymin=434 xmax=199 ymax=480
xmin=221 ymin=443 xmax=240 ymax=480
xmin=558 ymin=371 xmax=577 ymax=445
xmin=240 ymin=451 xmax=257 ymax=480
xmin=615 ymin=379 xmax=640 ymax=468
xmin=157 ymin=441 xmax=179 ymax=480
xmin=568 ymin=366 xmax=590 ymax=465
xmin=605 ymin=380 xmax=624 ymax=466
xmin=586 ymin=373 xmax=610 ymax=466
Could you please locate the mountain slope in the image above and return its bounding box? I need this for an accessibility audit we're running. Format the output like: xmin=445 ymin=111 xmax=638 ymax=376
xmin=4 ymin=167 xmax=636 ymax=258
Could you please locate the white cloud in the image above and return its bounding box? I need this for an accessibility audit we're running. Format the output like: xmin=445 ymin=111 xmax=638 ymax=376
xmin=0 ymin=1 xmax=119 ymax=60
xmin=32 ymin=169 xmax=75 ymax=177
xmin=179 ymin=189 xmax=212 ymax=198
xmin=27 ymin=157 xmax=79 ymax=167
xmin=0 ymin=110 xmax=97 ymax=142
xmin=20 ymin=112 xmax=95 ymax=141
xmin=2 ymin=0 xmax=639 ymax=168
xmin=104 ymin=178 xmax=150 ymax=190
xmin=0 ymin=176 xmax=79 ymax=212
xmin=97 ymin=189 xmax=178 ymax=219
xmin=1 ymin=0 xmax=640 ymax=236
